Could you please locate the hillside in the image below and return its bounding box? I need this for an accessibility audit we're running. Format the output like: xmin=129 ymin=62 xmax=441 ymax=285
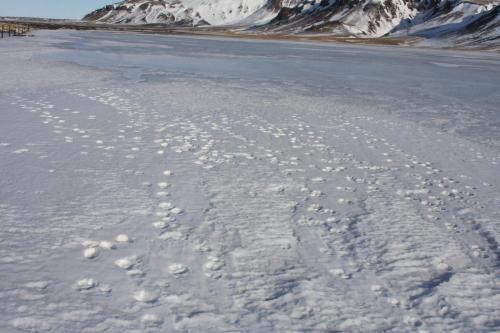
xmin=83 ymin=0 xmax=500 ymax=48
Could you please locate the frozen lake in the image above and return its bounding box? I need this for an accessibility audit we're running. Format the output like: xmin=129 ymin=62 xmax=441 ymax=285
xmin=0 ymin=30 xmax=499 ymax=332
xmin=44 ymin=30 xmax=500 ymax=146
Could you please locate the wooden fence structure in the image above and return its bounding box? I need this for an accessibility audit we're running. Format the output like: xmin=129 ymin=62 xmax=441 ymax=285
xmin=0 ymin=24 xmax=31 ymax=38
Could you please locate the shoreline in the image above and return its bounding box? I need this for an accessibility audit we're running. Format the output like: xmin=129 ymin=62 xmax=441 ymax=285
xmin=0 ymin=18 xmax=498 ymax=54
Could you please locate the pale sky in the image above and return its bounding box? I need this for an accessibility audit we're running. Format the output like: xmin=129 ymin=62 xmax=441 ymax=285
xmin=0 ymin=0 xmax=117 ymax=19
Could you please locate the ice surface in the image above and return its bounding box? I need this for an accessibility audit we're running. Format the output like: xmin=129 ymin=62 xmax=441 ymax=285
xmin=0 ymin=30 xmax=499 ymax=332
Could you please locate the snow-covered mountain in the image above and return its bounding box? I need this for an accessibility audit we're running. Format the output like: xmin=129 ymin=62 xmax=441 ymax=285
xmin=84 ymin=0 xmax=273 ymax=26
xmin=84 ymin=0 xmax=500 ymax=42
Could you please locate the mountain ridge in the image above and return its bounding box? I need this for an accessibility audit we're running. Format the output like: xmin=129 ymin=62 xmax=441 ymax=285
xmin=83 ymin=0 xmax=500 ymax=48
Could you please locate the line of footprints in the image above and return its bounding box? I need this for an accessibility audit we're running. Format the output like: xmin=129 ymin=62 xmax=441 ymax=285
xmin=75 ymin=142 xmax=191 ymax=327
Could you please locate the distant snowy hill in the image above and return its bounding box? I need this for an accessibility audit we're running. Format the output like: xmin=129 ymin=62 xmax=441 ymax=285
xmin=84 ymin=0 xmax=273 ymax=26
xmin=84 ymin=0 xmax=500 ymax=46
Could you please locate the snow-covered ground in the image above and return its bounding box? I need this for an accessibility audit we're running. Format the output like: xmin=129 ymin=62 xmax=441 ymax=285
xmin=0 ymin=30 xmax=499 ymax=333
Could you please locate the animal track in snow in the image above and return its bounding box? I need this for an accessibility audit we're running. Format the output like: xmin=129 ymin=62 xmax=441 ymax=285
xmin=141 ymin=314 xmax=163 ymax=327
xmin=133 ymin=289 xmax=159 ymax=303
xmin=168 ymin=263 xmax=188 ymax=275
xmin=83 ymin=248 xmax=99 ymax=259
xmin=114 ymin=256 xmax=137 ymax=270
xmin=157 ymin=182 xmax=170 ymax=189
xmin=99 ymin=241 xmax=116 ymax=250
xmin=159 ymin=231 xmax=184 ymax=241
xmin=170 ymin=207 xmax=184 ymax=215
xmin=115 ymin=234 xmax=130 ymax=243
xmin=74 ymin=278 xmax=98 ymax=291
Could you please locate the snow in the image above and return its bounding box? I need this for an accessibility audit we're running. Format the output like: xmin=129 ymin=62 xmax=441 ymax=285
xmin=141 ymin=313 xmax=164 ymax=327
xmin=83 ymin=247 xmax=99 ymax=259
xmin=341 ymin=0 xmax=418 ymax=37
xmin=168 ymin=263 xmax=189 ymax=275
xmin=114 ymin=257 xmax=136 ymax=269
xmin=88 ymin=0 xmax=500 ymax=44
xmin=115 ymin=234 xmax=130 ymax=243
xmin=99 ymin=240 xmax=116 ymax=250
xmin=0 ymin=29 xmax=499 ymax=333
xmin=133 ymin=289 xmax=159 ymax=303
xmin=393 ymin=1 xmax=496 ymax=37
xmin=74 ymin=278 xmax=99 ymax=290
xmin=93 ymin=0 xmax=270 ymax=25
